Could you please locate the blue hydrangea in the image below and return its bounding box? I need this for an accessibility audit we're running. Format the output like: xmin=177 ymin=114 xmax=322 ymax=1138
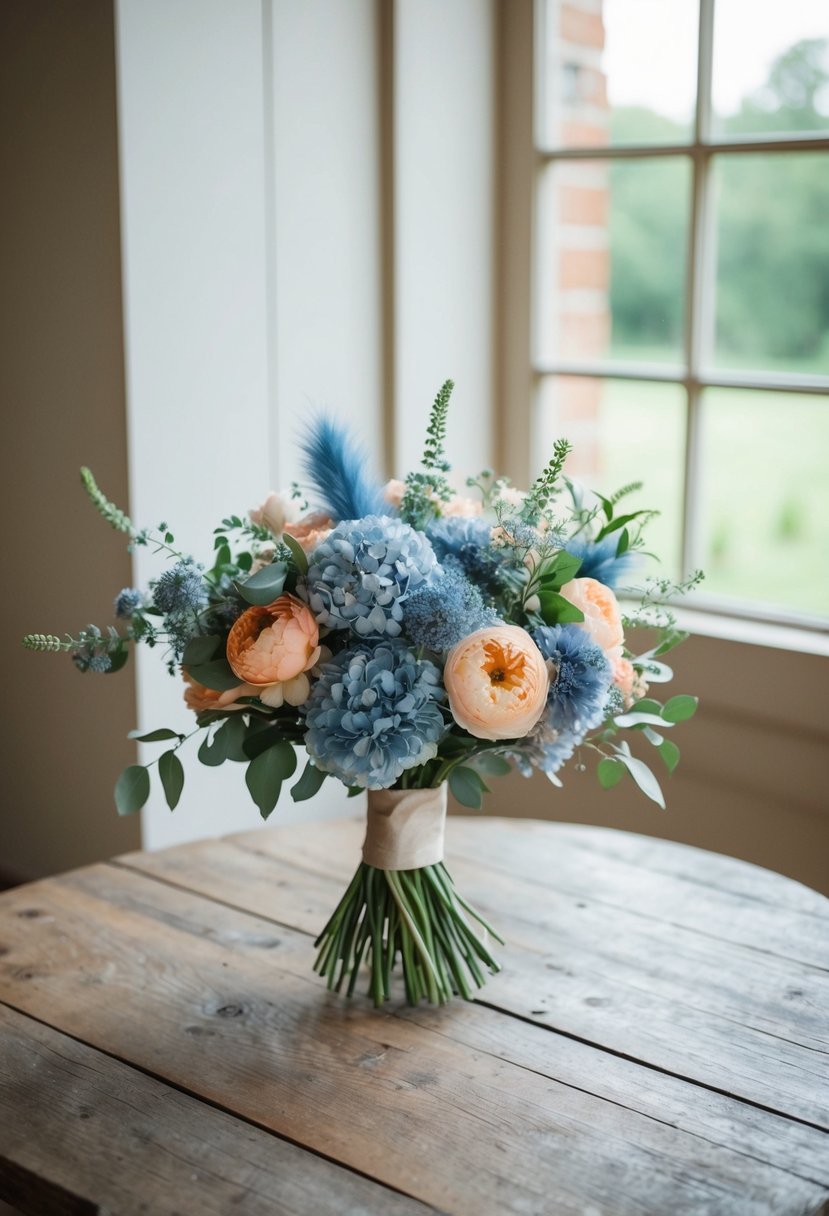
xmin=152 ymin=561 xmax=205 ymax=615
xmin=303 ymin=640 xmax=447 ymax=789
xmin=301 ymin=515 xmax=438 ymax=639
xmin=114 ymin=588 xmax=142 ymax=618
xmin=509 ymin=719 xmax=578 ymax=779
xmin=402 ymin=560 xmax=496 ymax=652
xmin=532 ymin=624 xmax=612 ymax=734
xmin=564 ymin=536 xmax=638 ymax=591
xmin=426 ymin=516 xmax=505 ymax=596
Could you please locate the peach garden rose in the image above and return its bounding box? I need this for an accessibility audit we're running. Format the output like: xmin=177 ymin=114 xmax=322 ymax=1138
xmin=559 ymin=576 xmax=624 ymax=655
xmin=444 ymin=625 xmax=550 ymax=741
xmin=226 ymin=594 xmax=321 ymax=708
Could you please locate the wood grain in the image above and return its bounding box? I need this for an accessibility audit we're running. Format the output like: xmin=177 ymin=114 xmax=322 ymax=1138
xmin=0 ymin=1004 xmax=431 ymax=1216
xmin=118 ymin=819 xmax=829 ymax=1127
xmin=1 ymin=859 xmax=827 ymax=1215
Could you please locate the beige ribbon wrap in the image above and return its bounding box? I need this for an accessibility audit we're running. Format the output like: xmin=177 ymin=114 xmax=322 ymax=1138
xmin=362 ymin=785 xmax=447 ymax=871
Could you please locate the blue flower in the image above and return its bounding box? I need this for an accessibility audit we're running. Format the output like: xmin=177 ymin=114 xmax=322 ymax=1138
xmin=301 ymin=515 xmax=438 ymax=639
xmin=510 ymin=720 xmax=578 ymax=778
xmin=152 ymin=561 xmax=205 ymax=615
xmin=402 ymin=560 xmax=496 ymax=652
xmin=303 ymin=640 xmax=447 ymax=789
xmin=114 ymin=588 xmax=142 ymax=619
xmin=564 ymin=536 xmax=638 ymax=591
xmin=426 ymin=516 xmax=505 ymax=596
xmin=532 ymin=624 xmax=612 ymax=734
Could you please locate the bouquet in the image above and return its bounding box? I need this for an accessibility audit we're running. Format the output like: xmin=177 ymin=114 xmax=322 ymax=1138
xmin=24 ymin=380 xmax=699 ymax=1006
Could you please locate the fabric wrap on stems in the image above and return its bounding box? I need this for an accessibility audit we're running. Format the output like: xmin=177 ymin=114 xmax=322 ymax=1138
xmin=362 ymin=785 xmax=448 ymax=871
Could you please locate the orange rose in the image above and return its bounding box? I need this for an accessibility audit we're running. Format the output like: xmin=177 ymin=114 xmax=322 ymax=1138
xmin=444 ymin=625 xmax=549 ymax=741
xmin=559 ymin=577 xmax=624 ymax=655
xmin=226 ymin=594 xmax=320 ymax=708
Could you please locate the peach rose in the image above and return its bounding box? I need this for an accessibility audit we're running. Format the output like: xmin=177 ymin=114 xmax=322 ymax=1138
xmin=226 ymin=594 xmax=320 ymax=708
xmin=182 ymin=673 xmax=253 ymax=714
xmin=612 ymin=656 xmax=648 ymax=711
xmin=283 ymin=511 xmax=333 ymax=553
xmin=442 ymin=495 xmax=483 ymax=518
xmin=559 ymin=577 xmax=624 ymax=655
xmin=249 ymin=491 xmax=297 ymax=536
xmin=444 ymin=625 xmax=549 ymax=741
xmin=383 ymin=479 xmax=406 ymax=509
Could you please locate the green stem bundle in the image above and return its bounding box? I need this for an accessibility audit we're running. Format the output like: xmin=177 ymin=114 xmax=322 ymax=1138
xmin=314 ymin=861 xmax=503 ymax=1006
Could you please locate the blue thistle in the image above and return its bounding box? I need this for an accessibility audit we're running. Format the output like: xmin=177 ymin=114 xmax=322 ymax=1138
xmin=564 ymin=536 xmax=638 ymax=591
xmin=114 ymin=588 xmax=142 ymax=618
xmin=152 ymin=562 xmax=205 ymax=615
xmin=402 ymin=560 xmax=496 ymax=652
xmin=426 ymin=516 xmax=506 ymax=597
xmin=300 ymin=415 xmax=387 ymax=523
xmin=532 ymin=624 xmax=612 ymax=734
xmin=303 ymin=640 xmax=446 ymax=789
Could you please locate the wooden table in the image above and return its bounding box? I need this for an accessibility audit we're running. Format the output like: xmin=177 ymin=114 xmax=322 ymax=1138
xmin=0 ymin=817 xmax=827 ymax=1216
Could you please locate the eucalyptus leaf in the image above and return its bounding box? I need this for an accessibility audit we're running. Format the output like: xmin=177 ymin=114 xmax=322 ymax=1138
xmin=106 ymin=646 xmax=130 ymax=674
xmin=158 ymin=749 xmax=184 ymax=810
xmin=346 ymin=785 xmax=364 ymax=798
xmin=471 ymin=753 xmax=512 ymax=777
xmin=245 ymin=742 xmax=297 ymax=819
xmin=449 ymin=765 xmax=486 ymax=809
xmin=614 ymin=753 xmax=665 ymax=808
xmin=658 ymin=738 xmax=681 ymax=774
xmin=282 ymin=532 xmax=309 ymax=575
xmin=291 ymin=759 xmax=327 ymax=802
xmin=597 ymin=757 xmax=625 ymax=789
xmin=182 ymin=635 xmax=222 ymax=666
xmin=115 ymin=765 xmax=150 ymax=816
xmin=235 ymin=561 xmax=288 ymax=606
xmin=128 ymin=727 xmax=182 ymax=743
xmin=217 ymin=714 xmax=249 ymax=762
xmin=184 ymin=658 xmax=241 ymax=692
xmin=198 ymin=728 xmax=228 ymax=767
xmin=662 ymin=694 xmax=699 ymax=723
xmin=639 ymin=659 xmax=674 ymax=684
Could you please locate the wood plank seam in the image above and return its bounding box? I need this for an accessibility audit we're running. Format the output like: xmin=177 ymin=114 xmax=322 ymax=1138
xmin=106 ymin=857 xmax=829 ymax=1140
xmin=0 ymin=996 xmax=448 ymax=1216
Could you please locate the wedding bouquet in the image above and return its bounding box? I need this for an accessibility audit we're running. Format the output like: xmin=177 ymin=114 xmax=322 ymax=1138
xmin=24 ymin=381 xmax=699 ymax=1006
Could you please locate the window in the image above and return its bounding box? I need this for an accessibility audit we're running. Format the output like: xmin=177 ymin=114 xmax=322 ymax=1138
xmin=532 ymin=0 xmax=829 ymax=625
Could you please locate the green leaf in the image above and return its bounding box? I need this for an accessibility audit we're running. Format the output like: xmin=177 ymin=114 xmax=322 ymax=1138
xmin=106 ymin=645 xmax=130 ymax=674
xmin=616 ymin=528 xmax=630 ymax=557
xmin=115 ymin=765 xmax=150 ymax=815
xmin=217 ymin=714 xmax=249 ymax=762
xmin=282 ymin=532 xmax=309 ymax=575
xmin=538 ymin=550 xmax=582 ymax=589
xmin=128 ymin=727 xmax=182 ymax=743
xmin=181 ymin=635 xmax=222 ymax=666
xmin=198 ymin=728 xmax=228 ymax=767
xmin=243 ymin=726 xmax=282 ymax=760
xmin=537 ymin=591 xmax=585 ymax=626
xmin=158 ymin=749 xmax=184 ymax=810
xmin=291 ymin=759 xmax=327 ymax=801
xmin=597 ymin=510 xmax=649 ymax=539
xmin=245 ymin=742 xmax=297 ymax=819
xmin=614 ymin=753 xmax=665 ymax=808
xmin=597 ymin=757 xmax=625 ymax=789
xmin=662 ymin=694 xmax=699 ymax=723
xmin=638 ymin=659 xmax=674 ymax=684
xmin=471 ymin=753 xmax=512 ymax=777
xmin=234 ymin=562 xmax=288 ymax=606
xmin=653 ymin=629 xmax=689 ymax=658
xmin=630 ymin=698 xmax=664 ymax=716
xmin=658 ymin=738 xmax=681 ymax=774
xmin=184 ymin=658 xmax=241 ymax=692
xmin=449 ymin=765 xmax=486 ymax=809
xmin=346 ymin=785 xmax=364 ymax=798
xmin=614 ymin=711 xmax=674 ymax=729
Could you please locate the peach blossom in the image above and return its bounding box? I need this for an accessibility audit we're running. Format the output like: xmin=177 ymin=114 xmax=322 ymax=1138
xmin=226 ymin=595 xmax=320 ymax=709
xmin=283 ymin=511 xmax=333 ymax=553
xmin=444 ymin=625 xmax=549 ymax=741
xmin=559 ymin=577 xmax=624 ymax=654
xmin=612 ymin=656 xmax=648 ymax=711
xmin=383 ymin=479 xmax=406 ymax=509
xmin=442 ymin=495 xmax=483 ymax=518
xmin=249 ymin=490 xmax=297 ymax=536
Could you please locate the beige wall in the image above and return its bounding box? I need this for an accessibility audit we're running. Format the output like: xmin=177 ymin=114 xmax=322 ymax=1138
xmin=0 ymin=0 xmax=140 ymax=880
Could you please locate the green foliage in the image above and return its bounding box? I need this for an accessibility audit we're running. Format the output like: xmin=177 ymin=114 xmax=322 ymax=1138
xmin=234 ymin=561 xmax=288 ymax=606
xmin=128 ymin=728 xmax=182 ymax=743
xmin=22 ymin=633 xmax=64 ymax=653
xmin=400 ymin=380 xmax=456 ymax=528
xmin=158 ymin=749 xmax=185 ymax=810
xmin=448 ymin=765 xmax=489 ymax=809
xmin=245 ymin=741 xmax=297 ymax=819
xmin=115 ymin=765 xmax=150 ymax=815
xmin=183 ymin=657 xmax=240 ymax=692
xmin=523 ymin=438 xmax=572 ymax=523
xmin=597 ymin=757 xmax=625 ymax=789
xmin=80 ymin=467 xmax=134 ymax=534
xmin=291 ymin=759 xmax=327 ymax=801
xmin=661 ymin=695 xmax=698 ymax=723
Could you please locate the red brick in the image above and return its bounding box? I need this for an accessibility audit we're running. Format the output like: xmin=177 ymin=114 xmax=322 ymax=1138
xmin=560 ymin=5 xmax=605 ymax=49
xmin=559 ymin=310 xmax=610 ymax=358
xmin=559 ymin=184 xmax=609 ymax=226
xmin=561 ymin=120 xmax=609 ymax=147
xmin=559 ymin=248 xmax=609 ymax=291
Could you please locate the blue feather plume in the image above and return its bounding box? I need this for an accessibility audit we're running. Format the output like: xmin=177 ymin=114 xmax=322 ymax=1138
xmin=299 ymin=415 xmax=388 ymax=523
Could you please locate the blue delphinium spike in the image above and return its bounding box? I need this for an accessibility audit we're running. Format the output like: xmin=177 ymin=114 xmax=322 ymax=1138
xmin=299 ymin=415 xmax=387 ymax=523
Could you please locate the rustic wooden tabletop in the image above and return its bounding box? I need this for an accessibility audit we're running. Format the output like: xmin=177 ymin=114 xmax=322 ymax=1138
xmin=0 ymin=816 xmax=827 ymax=1216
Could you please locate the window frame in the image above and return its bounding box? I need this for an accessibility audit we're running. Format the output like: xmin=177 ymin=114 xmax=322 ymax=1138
xmin=529 ymin=0 xmax=829 ymax=632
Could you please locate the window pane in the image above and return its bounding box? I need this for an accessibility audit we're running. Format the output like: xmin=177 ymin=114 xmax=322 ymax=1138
xmin=712 ymin=1 xmax=829 ymax=138
xmin=538 ymin=0 xmax=698 ymax=150
xmin=711 ymin=153 xmax=829 ymax=375
xmin=699 ymin=389 xmax=829 ymax=617
xmin=537 ymin=375 xmax=685 ymax=580
xmin=536 ymin=158 xmax=690 ymax=365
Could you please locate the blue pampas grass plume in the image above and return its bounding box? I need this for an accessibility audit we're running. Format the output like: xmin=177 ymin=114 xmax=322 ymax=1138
xmin=299 ymin=415 xmax=387 ymax=523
